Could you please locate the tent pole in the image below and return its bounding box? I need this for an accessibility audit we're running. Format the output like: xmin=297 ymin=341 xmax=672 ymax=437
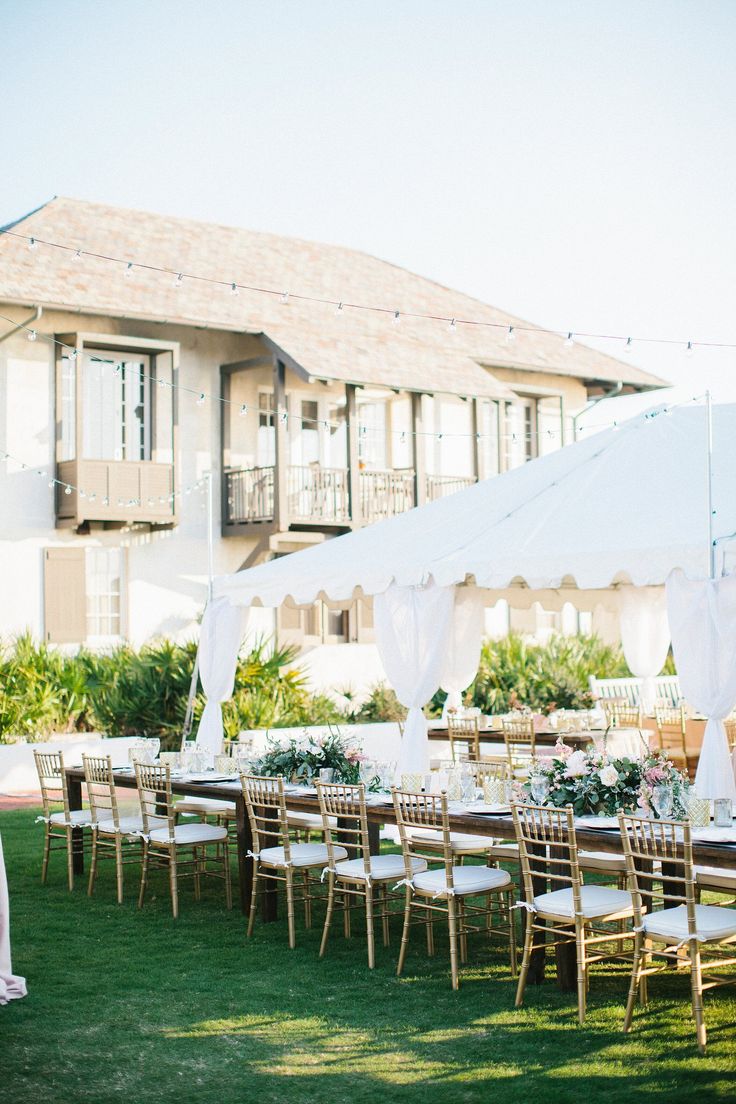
xmin=182 ymin=472 xmax=214 ymax=749
xmin=706 ymin=391 xmax=716 ymax=579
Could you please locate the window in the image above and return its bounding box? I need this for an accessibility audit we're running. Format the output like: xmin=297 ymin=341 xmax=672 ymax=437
xmin=277 ymin=600 xmax=349 ymax=645
xmin=300 ymin=399 xmax=320 ymax=465
xmin=503 ymin=396 xmax=563 ymax=470
xmin=82 ymin=351 xmax=151 ymax=461
xmin=358 ymin=401 xmax=387 ymax=469
xmin=44 ymin=546 xmax=125 ymax=643
xmin=257 ymin=391 xmax=276 ymax=466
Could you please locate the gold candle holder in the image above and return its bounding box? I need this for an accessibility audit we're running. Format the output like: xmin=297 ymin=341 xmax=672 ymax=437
xmin=687 ymin=795 xmax=711 ymax=829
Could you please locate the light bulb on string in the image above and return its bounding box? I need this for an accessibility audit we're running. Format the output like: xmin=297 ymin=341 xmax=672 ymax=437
xmin=173 ymin=273 xmax=183 ymax=288
xmin=239 ymin=403 xmax=248 ymax=417
xmin=335 ymin=301 xmax=343 ymax=316
xmin=280 ymin=290 xmax=289 ymax=304
xmin=196 ymin=393 xmax=205 ymax=406
xmin=69 ymin=348 xmax=78 ymax=362
xmin=506 ymin=326 xmax=516 ymax=343
xmin=393 ymin=310 xmax=400 ymax=325
xmin=102 ymin=496 xmax=109 ymax=506
xmin=28 ymin=237 xmax=37 ymax=251
xmin=72 ymin=249 xmax=82 ymax=261
xmin=47 ymin=479 xmax=55 ymax=489
xmin=64 ymin=484 xmax=72 ymax=495
xmin=230 ymin=282 xmax=239 ymax=297
xmin=685 ymin=341 xmax=694 ymax=358
xmin=624 ymin=337 xmax=633 ymax=354
xmin=124 ymin=262 xmax=134 ymax=278
xmin=564 ymin=332 xmax=574 ymax=347
xmin=448 ymin=318 xmax=457 ymax=333
xmin=27 ymin=329 xmax=37 ymax=342
xmin=157 ymin=376 xmax=167 ymax=388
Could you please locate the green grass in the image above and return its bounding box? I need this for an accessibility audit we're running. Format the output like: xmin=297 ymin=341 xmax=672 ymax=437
xmin=2 ymin=809 xmax=735 ymax=1104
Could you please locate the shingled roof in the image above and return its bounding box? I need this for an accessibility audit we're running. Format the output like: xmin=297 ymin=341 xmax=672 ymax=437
xmin=0 ymin=197 xmax=665 ymax=398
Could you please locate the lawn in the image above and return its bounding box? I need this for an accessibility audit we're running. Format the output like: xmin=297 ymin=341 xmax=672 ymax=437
xmin=2 ymin=808 xmax=735 ymax=1104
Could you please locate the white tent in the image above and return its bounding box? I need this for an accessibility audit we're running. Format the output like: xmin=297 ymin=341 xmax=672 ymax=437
xmin=205 ymin=401 xmax=736 ymax=798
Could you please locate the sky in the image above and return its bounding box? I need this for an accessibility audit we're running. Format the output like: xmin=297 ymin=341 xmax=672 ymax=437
xmin=1 ymin=0 xmax=735 ymax=427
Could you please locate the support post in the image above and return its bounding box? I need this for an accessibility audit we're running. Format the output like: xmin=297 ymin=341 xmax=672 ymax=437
xmin=411 ymin=391 xmax=427 ymax=508
xmin=346 ymin=384 xmax=362 ymax=527
xmin=706 ymin=390 xmax=716 ymax=579
xmin=273 ymin=357 xmax=289 ymax=531
xmin=471 ymin=398 xmax=481 ymax=481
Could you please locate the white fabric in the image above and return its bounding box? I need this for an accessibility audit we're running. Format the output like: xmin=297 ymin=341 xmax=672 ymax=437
xmin=195 ymin=596 xmax=247 ymax=756
xmin=618 ymin=586 xmax=671 ymax=714
xmin=579 ymin=850 xmax=627 ymax=870
xmin=95 ymin=815 xmax=147 ymax=836
xmin=533 ymin=884 xmax=633 ymax=919
xmin=0 ymin=832 xmax=26 ymax=1005
xmin=412 ymin=864 xmax=511 ymax=897
xmin=695 ymin=865 xmax=736 ymax=887
xmin=666 ymin=571 xmax=736 ymax=800
xmin=408 ymin=828 xmax=499 ymax=852
xmin=148 ymin=822 xmax=227 ymax=845
xmin=49 ymin=808 xmax=91 ymax=827
xmin=374 ymin=581 xmax=455 ymax=775
xmin=643 ymin=903 xmax=736 ymax=943
xmin=286 ymin=811 xmax=336 ymax=828
xmin=334 ymin=854 xmax=427 ymax=882
xmin=213 ymin=404 xmax=736 ymax=606
xmin=439 ymin=588 xmax=486 ymax=721
xmin=175 ymin=798 xmax=236 ymax=814
xmin=259 ymin=843 xmax=347 ymax=868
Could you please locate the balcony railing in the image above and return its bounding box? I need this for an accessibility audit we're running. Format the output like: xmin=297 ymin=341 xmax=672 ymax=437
xmin=56 ymin=459 xmax=175 ymax=526
xmin=224 ymin=465 xmax=477 ymax=527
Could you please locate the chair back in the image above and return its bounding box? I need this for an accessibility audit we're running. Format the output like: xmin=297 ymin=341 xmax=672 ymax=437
xmin=603 ymin=700 xmax=642 ymax=728
xmin=134 ymin=762 xmax=174 ymax=840
xmin=724 ymin=717 xmax=736 ymax=751
xmin=240 ymin=774 xmax=291 ymax=861
xmin=511 ymin=802 xmax=584 ymax=910
xmin=654 ymin=705 xmax=687 ymax=757
xmin=617 ymin=812 xmax=697 ymax=936
xmin=34 ymin=750 xmax=71 ymax=821
xmin=600 ymin=697 xmax=630 ymax=726
xmin=392 ymin=788 xmax=454 ymax=889
xmin=502 ymin=716 xmax=536 ymax=771
xmin=316 ymin=781 xmax=371 ymax=877
xmin=83 ymin=754 xmax=122 ymax=829
xmin=447 ymin=715 xmax=480 ymax=761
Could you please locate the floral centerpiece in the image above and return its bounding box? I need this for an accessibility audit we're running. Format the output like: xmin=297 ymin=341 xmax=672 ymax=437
xmin=524 ymin=740 xmax=689 ymax=817
xmin=251 ymin=728 xmax=366 ymax=784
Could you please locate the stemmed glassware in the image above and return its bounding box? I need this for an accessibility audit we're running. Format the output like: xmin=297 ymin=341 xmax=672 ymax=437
xmin=652 ymin=784 xmax=673 ymax=819
xmin=530 ymin=772 xmax=550 ymax=805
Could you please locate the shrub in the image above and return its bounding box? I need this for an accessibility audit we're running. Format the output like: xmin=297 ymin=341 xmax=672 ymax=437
xmin=353 ymin=684 xmax=407 ymax=723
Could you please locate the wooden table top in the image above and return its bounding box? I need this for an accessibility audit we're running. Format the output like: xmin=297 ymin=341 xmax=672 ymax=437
xmin=65 ymin=766 xmax=736 ymax=868
xmin=427 ymin=726 xmax=598 ymax=745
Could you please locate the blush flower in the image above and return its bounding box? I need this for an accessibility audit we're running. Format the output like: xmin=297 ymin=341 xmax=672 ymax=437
xmin=554 ymin=739 xmax=573 ymax=760
xmin=565 ymin=750 xmax=589 ymax=778
xmin=599 ymin=764 xmax=620 ymax=788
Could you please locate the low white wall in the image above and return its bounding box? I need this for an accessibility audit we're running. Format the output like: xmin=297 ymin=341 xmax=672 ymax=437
xmin=291 ymin=645 xmax=388 ymax=706
xmin=239 ymin=722 xmax=405 ymax=761
xmin=0 ymin=735 xmax=139 ymax=795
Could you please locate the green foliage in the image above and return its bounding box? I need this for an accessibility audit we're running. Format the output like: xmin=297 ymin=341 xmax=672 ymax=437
xmin=252 ymin=728 xmax=364 ymax=783
xmin=353 ymin=683 xmax=407 ymax=723
xmin=0 ymin=633 xmax=345 ymax=747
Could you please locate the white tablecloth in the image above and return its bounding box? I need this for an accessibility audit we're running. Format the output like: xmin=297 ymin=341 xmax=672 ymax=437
xmin=589 ymin=727 xmax=650 ymax=759
xmin=0 ymin=832 xmax=26 ymax=1005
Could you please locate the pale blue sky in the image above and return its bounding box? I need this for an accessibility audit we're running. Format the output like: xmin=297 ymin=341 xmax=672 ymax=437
xmin=2 ymin=0 xmax=735 ymax=421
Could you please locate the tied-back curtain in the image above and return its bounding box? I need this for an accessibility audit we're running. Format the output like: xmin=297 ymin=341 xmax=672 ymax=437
xmin=439 ymin=587 xmax=485 ymax=721
xmin=0 ymin=832 xmax=26 ymax=1005
xmin=195 ymin=597 xmax=248 ymax=756
xmin=666 ymin=570 xmax=736 ymax=799
xmin=374 ymin=582 xmax=455 ymax=774
xmin=618 ymin=586 xmax=671 ymax=714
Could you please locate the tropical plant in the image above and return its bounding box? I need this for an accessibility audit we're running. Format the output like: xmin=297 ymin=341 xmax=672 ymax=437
xmin=353 ymin=683 xmax=407 ymax=723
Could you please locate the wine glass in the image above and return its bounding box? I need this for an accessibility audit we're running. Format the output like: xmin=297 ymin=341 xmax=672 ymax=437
xmin=530 ymin=773 xmax=550 ymax=804
xmin=652 ymin=784 xmax=673 ymax=819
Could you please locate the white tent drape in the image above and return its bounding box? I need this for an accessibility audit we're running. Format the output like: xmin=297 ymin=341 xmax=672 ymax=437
xmin=666 ymin=570 xmax=736 ymax=800
xmin=0 ymin=832 xmax=25 ymax=1005
xmin=618 ymin=586 xmax=671 ymax=714
xmin=374 ymin=582 xmax=455 ymax=775
xmin=195 ymin=597 xmax=248 ymax=756
xmin=439 ymin=588 xmax=486 ymax=721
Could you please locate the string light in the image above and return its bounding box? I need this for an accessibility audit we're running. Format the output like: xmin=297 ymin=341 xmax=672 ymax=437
xmin=506 ymin=326 xmax=516 ymax=343
xmin=173 ymin=273 xmax=183 ymax=288
xmin=124 ymin=262 xmax=134 ymax=278
xmin=564 ymin=332 xmax=574 ymax=347
xmin=27 ymin=236 xmax=37 ymax=250
xmin=280 ymin=291 xmax=289 ymax=304
xmin=335 ymin=301 xmax=343 ymax=316
xmin=624 ymin=337 xmax=633 ymax=354
xmin=230 ymin=282 xmax=239 ymax=297
xmin=686 ymin=341 xmax=694 ymax=358
xmin=393 ymin=310 xmax=401 ymax=324
xmin=239 ymin=403 xmax=248 ymax=417
xmin=72 ymin=249 xmax=82 ymax=261
xmin=196 ymin=392 xmax=206 ymax=405
xmin=448 ymin=318 xmax=457 ymax=333
xmin=27 ymin=329 xmax=37 ymax=342
xmin=64 ymin=485 xmax=72 ymax=495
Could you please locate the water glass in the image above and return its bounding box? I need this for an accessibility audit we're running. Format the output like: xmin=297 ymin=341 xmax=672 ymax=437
xmin=159 ymin=751 xmax=180 ymax=771
xmin=713 ymin=798 xmax=733 ymax=828
xmin=530 ymin=773 xmax=550 ymax=804
xmin=319 ymin=768 xmax=335 ymax=784
xmin=652 ymin=784 xmax=673 ymax=819
xmin=215 ymin=754 xmax=234 ymax=774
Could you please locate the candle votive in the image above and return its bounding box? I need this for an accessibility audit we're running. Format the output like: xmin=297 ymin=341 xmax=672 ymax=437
xmin=401 ymin=773 xmax=424 ymax=793
xmin=483 ymin=778 xmax=505 ymax=805
xmin=713 ymin=798 xmax=733 ymax=828
xmin=687 ymin=794 xmax=711 ymax=829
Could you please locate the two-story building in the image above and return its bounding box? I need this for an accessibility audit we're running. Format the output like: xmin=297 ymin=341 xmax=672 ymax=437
xmin=0 ymin=198 xmax=665 ymax=689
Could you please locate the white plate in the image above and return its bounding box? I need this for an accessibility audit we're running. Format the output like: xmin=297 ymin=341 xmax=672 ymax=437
xmin=464 ymin=802 xmax=511 ymax=814
xmin=575 ymin=816 xmax=621 ymax=830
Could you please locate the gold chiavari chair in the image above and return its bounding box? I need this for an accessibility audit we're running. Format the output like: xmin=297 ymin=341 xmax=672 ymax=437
xmin=392 ymin=787 xmax=517 ymax=990
xmin=608 ymin=702 xmax=643 ymax=728
xmin=240 ymin=773 xmax=347 ymax=948
xmin=447 ymin=715 xmax=481 ymax=761
xmin=135 ymin=762 xmax=232 ymax=918
xmin=512 ymin=802 xmax=636 ymax=1024
xmin=84 ymin=753 xmax=146 ymax=904
xmin=723 ymin=716 xmax=736 ymax=751
xmin=502 ymin=716 xmax=536 ymax=776
xmin=600 ymin=697 xmax=634 ymax=727
xmin=316 ymin=781 xmax=427 ymax=968
xmin=34 ymin=750 xmax=90 ymax=891
xmin=618 ymin=812 xmax=736 ymax=1053
xmin=653 ymin=705 xmax=697 ymax=768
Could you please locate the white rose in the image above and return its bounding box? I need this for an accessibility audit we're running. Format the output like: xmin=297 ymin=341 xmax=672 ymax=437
xmin=565 ymin=751 xmax=589 ymax=778
xmin=599 ymin=764 xmax=620 ymax=788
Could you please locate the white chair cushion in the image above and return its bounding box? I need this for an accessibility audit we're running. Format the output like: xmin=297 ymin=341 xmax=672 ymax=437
xmin=643 ymin=904 xmax=736 ymax=944
xmin=259 ymin=842 xmax=348 ymax=868
xmin=579 ymin=849 xmax=627 ymax=871
xmin=49 ymin=809 xmax=90 ymax=827
xmin=408 ymin=828 xmax=498 ymax=852
xmin=413 ymin=864 xmax=511 ymax=898
xmin=148 ymin=822 xmax=227 ymax=846
xmin=533 ymin=884 xmax=633 ymax=920
xmin=287 ymin=811 xmax=337 ymax=829
xmin=95 ymin=815 xmax=146 ymax=836
xmin=695 ymin=865 xmax=736 ymax=888
xmin=334 ymin=854 xmax=427 ymax=882
xmin=176 ymin=797 xmax=236 ymax=815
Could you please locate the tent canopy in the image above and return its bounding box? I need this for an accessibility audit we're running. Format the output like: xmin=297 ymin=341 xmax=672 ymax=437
xmin=215 ymin=401 xmax=736 ymax=609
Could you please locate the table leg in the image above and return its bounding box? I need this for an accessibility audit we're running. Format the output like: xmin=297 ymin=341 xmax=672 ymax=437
xmin=67 ymin=774 xmax=85 ymax=875
xmin=235 ymin=794 xmax=251 ymax=916
xmin=368 ymin=821 xmax=381 ymax=856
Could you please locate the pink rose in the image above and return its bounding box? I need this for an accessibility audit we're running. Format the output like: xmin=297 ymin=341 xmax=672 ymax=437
xmin=565 ymin=750 xmax=589 ymax=778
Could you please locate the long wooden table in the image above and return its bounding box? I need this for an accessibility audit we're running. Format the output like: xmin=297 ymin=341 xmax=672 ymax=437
xmin=65 ymin=766 xmax=736 ymax=991
xmin=427 ymin=726 xmax=596 ymax=746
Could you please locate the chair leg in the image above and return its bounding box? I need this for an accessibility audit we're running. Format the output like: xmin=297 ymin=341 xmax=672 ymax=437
xmin=448 ymin=896 xmax=460 ymax=990
xmin=87 ymin=830 xmax=98 ymax=897
xmin=458 ymin=897 xmax=468 ymax=964
xmin=41 ymin=825 xmax=51 ymax=885
xmin=426 ymin=914 xmax=435 ymax=956
xmin=689 ymin=940 xmax=707 ymax=1053
xmin=343 ymin=887 xmax=352 ymax=939
xmin=114 ymin=836 xmax=124 ymax=905
xmin=515 ymin=918 xmax=534 ymax=1007
xmin=320 ymin=873 xmax=336 ymax=958
xmin=193 ymin=846 xmax=201 ymax=901
xmin=365 ymin=885 xmax=376 ymax=969
xmin=624 ymin=931 xmax=644 ymax=1031
xmin=286 ymin=868 xmax=296 ymax=949
xmin=222 ymin=839 xmax=232 ymax=910
xmin=302 ymin=870 xmax=312 ymax=930
xmin=65 ymin=826 xmax=74 ymax=892
xmin=169 ymin=845 xmax=179 ymax=919
xmin=396 ymin=887 xmax=412 ymax=977
xmin=575 ymin=920 xmax=587 ymax=1025
xmin=506 ymin=891 xmax=518 ymax=977
xmin=380 ymin=883 xmax=391 ymax=947
xmin=138 ymin=841 xmax=150 ymax=909
xmin=247 ymin=868 xmax=259 ymax=938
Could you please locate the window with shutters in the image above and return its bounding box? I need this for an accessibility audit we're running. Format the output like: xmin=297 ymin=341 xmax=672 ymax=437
xmin=44 ymin=547 xmax=125 ymax=644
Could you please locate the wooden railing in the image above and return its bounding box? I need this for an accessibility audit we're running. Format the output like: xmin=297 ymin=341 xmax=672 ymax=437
xmin=224 ymin=465 xmax=474 ymax=526
xmin=426 ymin=474 xmax=477 ymax=500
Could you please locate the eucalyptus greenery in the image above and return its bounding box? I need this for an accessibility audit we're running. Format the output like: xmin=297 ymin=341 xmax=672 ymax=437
xmin=251 ymin=729 xmax=364 ymax=783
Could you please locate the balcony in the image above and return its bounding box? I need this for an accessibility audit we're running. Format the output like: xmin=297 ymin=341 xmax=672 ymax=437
xmin=224 ymin=465 xmax=476 ymax=529
xmin=56 ymin=459 xmax=175 ymax=528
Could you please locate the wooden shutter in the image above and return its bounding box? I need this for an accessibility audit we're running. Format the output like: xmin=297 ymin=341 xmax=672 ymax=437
xmin=44 ymin=548 xmax=86 ymax=643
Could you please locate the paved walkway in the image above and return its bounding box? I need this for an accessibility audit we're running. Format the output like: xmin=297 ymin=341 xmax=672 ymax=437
xmin=0 ymin=792 xmax=41 ymax=811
